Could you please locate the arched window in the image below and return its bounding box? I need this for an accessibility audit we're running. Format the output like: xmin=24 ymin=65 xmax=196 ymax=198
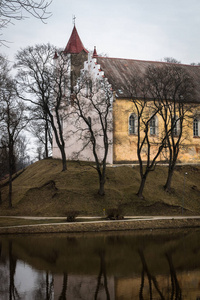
xmin=193 ymin=117 xmax=199 ymax=137
xmin=150 ymin=116 xmax=157 ymax=135
xmin=129 ymin=114 xmax=136 ymax=135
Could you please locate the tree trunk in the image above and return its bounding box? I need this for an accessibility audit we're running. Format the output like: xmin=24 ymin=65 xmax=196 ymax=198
xmin=137 ymin=174 xmax=147 ymax=199
xmin=60 ymin=146 xmax=67 ymax=172
xmin=98 ymin=179 xmax=105 ymax=196
xmin=164 ymin=167 xmax=174 ymax=192
xmin=45 ymin=124 xmax=49 ymax=158
xmin=164 ymin=154 xmax=178 ymax=192
xmin=8 ymin=173 xmax=12 ymax=208
xmin=8 ymin=145 xmax=13 ymax=208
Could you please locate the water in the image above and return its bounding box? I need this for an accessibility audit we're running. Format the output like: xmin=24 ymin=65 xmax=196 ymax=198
xmin=0 ymin=228 xmax=200 ymax=299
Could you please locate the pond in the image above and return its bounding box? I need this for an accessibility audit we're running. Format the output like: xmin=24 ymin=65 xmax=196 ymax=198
xmin=0 ymin=228 xmax=200 ymax=299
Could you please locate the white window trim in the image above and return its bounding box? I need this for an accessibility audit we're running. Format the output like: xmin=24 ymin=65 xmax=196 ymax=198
xmin=149 ymin=115 xmax=158 ymax=136
xmin=193 ymin=116 xmax=200 ymax=137
xmin=172 ymin=115 xmax=180 ymax=137
xmin=128 ymin=113 xmax=137 ymax=135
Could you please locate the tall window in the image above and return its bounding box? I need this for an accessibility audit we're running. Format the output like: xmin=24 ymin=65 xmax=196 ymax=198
xmin=193 ymin=117 xmax=199 ymax=137
xmin=150 ymin=116 xmax=156 ymax=135
xmin=129 ymin=114 xmax=136 ymax=135
xmin=172 ymin=116 xmax=181 ymax=136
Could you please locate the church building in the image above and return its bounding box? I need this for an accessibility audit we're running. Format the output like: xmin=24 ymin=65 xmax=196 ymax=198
xmin=52 ymin=25 xmax=200 ymax=164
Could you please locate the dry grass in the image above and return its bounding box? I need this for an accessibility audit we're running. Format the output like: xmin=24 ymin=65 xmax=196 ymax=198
xmin=0 ymin=217 xmax=66 ymax=227
xmin=0 ymin=159 xmax=200 ymax=217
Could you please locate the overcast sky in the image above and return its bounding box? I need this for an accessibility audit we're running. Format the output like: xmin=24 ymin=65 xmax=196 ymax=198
xmin=1 ymin=0 xmax=200 ymax=65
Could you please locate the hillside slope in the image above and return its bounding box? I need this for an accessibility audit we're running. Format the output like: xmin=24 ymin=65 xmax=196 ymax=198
xmin=0 ymin=159 xmax=200 ymax=216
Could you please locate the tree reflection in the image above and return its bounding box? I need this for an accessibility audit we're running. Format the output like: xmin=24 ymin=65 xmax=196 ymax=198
xmin=58 ymin=273 xmax=68 ymax=300
xmin=95 ymin=250 xmax=110 ymax=300
xmin=34 ymin=271 xmax=54 ymax=300
xmin=9 ymin=241 xmax=20 ymax=300
xmin=46 ymin=272 xmax=54 ymax=300
xmin=166 ymin=253 xmax=182 ymax=300
xmin=0 ymin=241 xmax=8 ymax=299
xmin=138 ymin=249 xmax=183 ymax=300
xmin=138 ymin=249 xmax=164 ymax=300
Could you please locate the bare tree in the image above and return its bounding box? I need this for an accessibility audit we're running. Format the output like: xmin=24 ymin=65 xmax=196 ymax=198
xmin=0 ymin=145 xmax=8 ymax=204
xmin=0 ymin=144 xmax=9 ymax=176
xmin=163 ymin=57 xmax=181 ymax=64
xmin=146 ymin=64 xmax=195 ymax=192
xmin=0 ymin=0 xmax=52 ymax=44
xmin=0 ymin=75 xmax=28 ymax=207
xmin=15 ymin=135 xmax=30 ymax=170
xmin=15 ymin=44 xmax=69 ymax=171
xmin=125 ymin=76 xmax=170 ymax=198
xmin=71 ymin=72 xmax=113 ymax=196
xmin=29 ymin=106 xmax=52 ymax=158
xmin=125 ymin=62 xmax=195 ymax=197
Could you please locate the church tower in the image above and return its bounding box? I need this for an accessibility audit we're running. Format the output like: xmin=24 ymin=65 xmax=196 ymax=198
xmin=63 ymin=24 xmax=88 ymax=90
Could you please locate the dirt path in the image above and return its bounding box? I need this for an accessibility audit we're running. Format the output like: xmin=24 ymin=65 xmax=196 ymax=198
xmin=0 ymin=216 xmax=200 ymax=234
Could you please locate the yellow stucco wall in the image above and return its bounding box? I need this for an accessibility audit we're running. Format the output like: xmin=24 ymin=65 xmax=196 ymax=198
xmin=113 ymin=98 xmax=200 ymax=163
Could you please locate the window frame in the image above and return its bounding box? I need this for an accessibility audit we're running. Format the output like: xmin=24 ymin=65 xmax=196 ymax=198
xmin=149 ymin=115 xmax=158 ymax=136
xmin=172 ymin=115 xmax=180 ymax=137
xmin=193 ymin=117 xmax=200 ymax=137
xmin=129 ymin=113 xmax=137 ymax=135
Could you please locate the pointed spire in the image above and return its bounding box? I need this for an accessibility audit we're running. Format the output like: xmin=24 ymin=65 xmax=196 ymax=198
xmin=63 ymin=25 xmax=88 ymax=54
xmin=53 ymin=51 xmax=58 ymax=59
xmin=92 ymin=46 xmax=98 ymax=58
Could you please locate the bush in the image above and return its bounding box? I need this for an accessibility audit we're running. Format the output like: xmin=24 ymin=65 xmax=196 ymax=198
xmin=66 ymin=210 xmax=79 ymax=222
xmin=106 ymin=208 xmax=124 ymax=220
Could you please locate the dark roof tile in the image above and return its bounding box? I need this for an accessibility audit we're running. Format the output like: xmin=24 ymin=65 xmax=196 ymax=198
xmin=96 ymin=57 xmax=200 ymax=103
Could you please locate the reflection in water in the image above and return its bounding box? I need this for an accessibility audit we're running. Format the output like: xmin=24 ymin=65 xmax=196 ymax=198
xmin=95 ymin=251 xmax=110 ymax=300
xmin=166 ymin=253 xmax=182 ymax=300
xmin=8 ymin=241 xmax=20 ymax=299
xmin=33 ymin=272 xmax=53 ymax=299
xmin=58 ymin=273 xmax=67 ymax=300
xmin=138 ymin=249 xmax=184 ymax=299
xmin=0 ymin=229 xmax=200 ymax=299
xmin=139 ymin=249 xmax=165 ymax=299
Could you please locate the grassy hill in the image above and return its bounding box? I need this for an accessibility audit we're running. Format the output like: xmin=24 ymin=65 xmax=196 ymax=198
xmin=0 ymin=159 xmax=200 ymax=216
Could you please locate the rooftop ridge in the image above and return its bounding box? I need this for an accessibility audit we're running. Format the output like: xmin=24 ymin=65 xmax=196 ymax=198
xmin=97 ymin=56 xmax=199 ymax=68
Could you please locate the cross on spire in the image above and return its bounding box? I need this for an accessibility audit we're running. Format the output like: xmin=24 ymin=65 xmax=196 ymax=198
xmin=73 ymin=15 xmax=76 ymax=25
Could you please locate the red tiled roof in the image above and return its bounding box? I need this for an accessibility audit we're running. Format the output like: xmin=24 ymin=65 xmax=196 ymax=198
xmin=64 ymin=25 xmax=88 ymax=54
xmin=96 ymin=57 xmax=200 ymax=103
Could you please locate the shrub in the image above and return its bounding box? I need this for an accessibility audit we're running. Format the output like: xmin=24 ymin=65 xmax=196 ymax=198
xmin=106 ymin=208 xmax=124 ymax=220
xmin=66 ymin=210 xmax=79 ymax=222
